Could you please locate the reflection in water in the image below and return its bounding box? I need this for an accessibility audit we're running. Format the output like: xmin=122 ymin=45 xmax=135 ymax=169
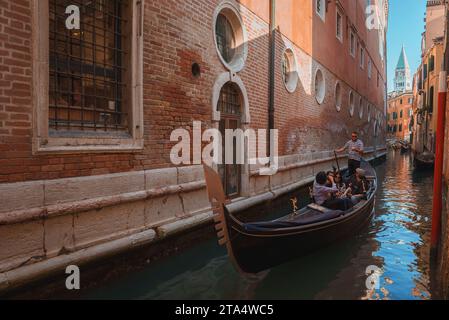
xmin=85 ymin=151 xmax=435 ymax=300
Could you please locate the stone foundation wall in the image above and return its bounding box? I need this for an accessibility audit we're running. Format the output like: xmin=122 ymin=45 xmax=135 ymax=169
xmin=0 ymin=148 xmax=386 ymax=293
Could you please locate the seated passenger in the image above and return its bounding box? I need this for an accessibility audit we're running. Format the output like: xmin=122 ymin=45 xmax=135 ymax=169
xmin=334 ymin=172 xmax=346 ymax=194
xmin=325 ymin=171 xmax=334 ymax=187
xmin=313 ymin=172 xmax=353 ymax=211
xmin=348 ymin=168 xmax=370 ymax=204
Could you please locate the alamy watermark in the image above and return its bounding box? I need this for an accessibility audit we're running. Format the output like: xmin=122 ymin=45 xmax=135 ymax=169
xmin=365 ymin=4 xmax=386 ymax=31
xmin=65 ymin=265 xmax=80 ymax=290
xmin=170 ymin=122 xmax=279 ymax=176
xmin=365 ymin=265 xmax=383 ymax=290
xmin=65 ymin=5 xmax=80 ymax=30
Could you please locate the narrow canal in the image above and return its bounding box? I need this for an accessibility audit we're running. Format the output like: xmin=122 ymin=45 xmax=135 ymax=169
xmin=84 ymin=151 xmax=435 ymax=300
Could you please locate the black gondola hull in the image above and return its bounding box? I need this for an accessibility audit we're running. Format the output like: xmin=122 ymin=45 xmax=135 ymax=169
xmin=203 ymin=160 xmax=378 ymax=275
xmin=414 ymin=155 xmax=434 ymax=170
xmin=227 ymin=199 xmax=375 ymax=274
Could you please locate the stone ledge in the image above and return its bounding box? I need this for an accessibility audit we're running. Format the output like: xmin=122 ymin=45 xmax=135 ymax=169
xmin=156 ymin=210 xmax=214 ymax=239
xmin=0 ymin=180 xmax=206 ymax=226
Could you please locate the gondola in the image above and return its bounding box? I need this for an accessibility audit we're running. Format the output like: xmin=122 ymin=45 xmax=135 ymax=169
xmin=400 ymin=143 xmax=410 ymax=154
xmin=414 ymin=152 xmax=435 ymax=170
xmin=203 ymin=160 xmax=378 ymax=274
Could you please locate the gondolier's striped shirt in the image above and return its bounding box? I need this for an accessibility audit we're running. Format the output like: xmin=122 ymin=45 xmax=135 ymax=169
xmin=344 ymin=139 xmax=364 ymax=161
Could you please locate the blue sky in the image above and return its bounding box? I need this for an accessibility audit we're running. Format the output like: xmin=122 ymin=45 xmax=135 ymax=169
xmin=387 ymin=0 xmax=427 ymax=92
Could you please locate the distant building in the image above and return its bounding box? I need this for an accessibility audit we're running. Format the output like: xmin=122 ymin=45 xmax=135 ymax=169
xmin=387 ymin=92 xmax=414 ymax=142
xmin=412 ymin=0 xmax=446 ymax=154
xmin=394 ymin=46 xmax=412 ymax=93
xmin=422 ymin=0 xmax=445 ymax=54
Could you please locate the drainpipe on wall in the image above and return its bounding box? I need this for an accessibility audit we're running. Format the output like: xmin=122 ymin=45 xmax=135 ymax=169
xmin=431 ymin=70 xmax=447 ymax=255
xmin=268 ymin=0 xmax=276 ymax=155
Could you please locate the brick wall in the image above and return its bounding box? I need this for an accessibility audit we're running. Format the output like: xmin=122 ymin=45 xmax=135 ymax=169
xmin=0 ymin=0 xmax=387 ymax=183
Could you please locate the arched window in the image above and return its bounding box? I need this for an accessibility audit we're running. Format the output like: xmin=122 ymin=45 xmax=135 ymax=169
xmin=315 ymin=69 xmax=326 ymax=104
xmin=282 ymin=49 xmax=298 ymax=93
xmin=215 ymin=14 xmax=235 ymax=64
xmin=214 ymin=4 xmax=247 ymax=73
xmin=349 ymin=91 xmax=355 ymax=117
xmin=335 ymin=82 xmax=342 ymax=111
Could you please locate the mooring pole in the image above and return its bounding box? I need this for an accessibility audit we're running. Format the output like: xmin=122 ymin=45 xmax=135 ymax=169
xmin=431 ymin=71 xmax=447 ymax=254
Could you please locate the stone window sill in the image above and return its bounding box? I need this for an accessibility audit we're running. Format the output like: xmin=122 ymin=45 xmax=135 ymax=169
xmin=33 ymin=136 xmax=144 ymax=155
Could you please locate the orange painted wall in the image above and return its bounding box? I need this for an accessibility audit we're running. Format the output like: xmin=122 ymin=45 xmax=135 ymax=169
xmin=239 ymin=0 xmax=387 ymax=114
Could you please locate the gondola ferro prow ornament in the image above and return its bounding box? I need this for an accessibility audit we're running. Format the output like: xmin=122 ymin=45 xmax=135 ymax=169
xmin=203 ymin=164 xmax=248 ymax=275
xmin=203 ymin=165 xmax=229 ymax=246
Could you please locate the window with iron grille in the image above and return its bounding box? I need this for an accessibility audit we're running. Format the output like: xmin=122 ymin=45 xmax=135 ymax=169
xmin=49 ymin=0 xmax=127 ymax=133
xmin=281 ymin=53 xmax=291 ymax=85
xmin=215 ymin=14 xmax=235 ymax=64
xmin=218 ymin=82 xmax=242 ymax=116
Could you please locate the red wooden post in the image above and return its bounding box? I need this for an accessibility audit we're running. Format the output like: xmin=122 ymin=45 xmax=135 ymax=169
xmin=431 ymin=71 xmax=447 ymax=251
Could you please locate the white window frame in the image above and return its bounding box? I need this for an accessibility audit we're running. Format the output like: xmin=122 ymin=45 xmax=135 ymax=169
xmin=32 ymin=0 xmax=145 ymax=154
xmin=316 ymin=0 xmax=326 ymax=22
xmin=336 ymin=9 xmax=343 ymax=42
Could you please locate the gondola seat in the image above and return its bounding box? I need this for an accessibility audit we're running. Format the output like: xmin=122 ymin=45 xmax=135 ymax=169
xmin=243 ymin=209 xmax=345 ymax=232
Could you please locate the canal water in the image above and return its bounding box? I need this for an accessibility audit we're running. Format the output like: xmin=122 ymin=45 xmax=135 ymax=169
xmin=84 ymin=151 xmax=435 ymax=300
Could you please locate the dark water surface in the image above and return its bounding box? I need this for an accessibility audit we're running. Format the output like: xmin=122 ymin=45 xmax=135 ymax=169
xmin=84 ymin=152 xmax=435 ymax=300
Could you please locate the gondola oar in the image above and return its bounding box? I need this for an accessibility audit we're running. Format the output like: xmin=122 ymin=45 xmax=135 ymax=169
xmin=334 ymin=150 xmax=341 ymax=173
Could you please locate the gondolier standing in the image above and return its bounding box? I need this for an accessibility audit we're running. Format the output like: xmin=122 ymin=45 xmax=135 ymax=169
xmin=335 ymin=131 xmax=364 ymax=176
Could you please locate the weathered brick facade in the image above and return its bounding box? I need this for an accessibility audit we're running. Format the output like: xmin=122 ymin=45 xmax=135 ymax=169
xmin=0 ymin=0 xmax=387 ymax=182
xmin=0 ymin=0 xmax=388 ymax=292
